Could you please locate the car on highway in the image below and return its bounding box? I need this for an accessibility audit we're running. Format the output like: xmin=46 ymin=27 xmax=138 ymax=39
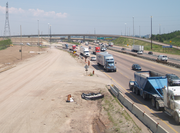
xmin=89 ymin=46 xmax=91 ymax=49
xmin=166 ymin=74 xmax=180 ymax=86
xmin=132 ymin=64 xmax=141 ymax=71
xmin=91 ymin=56 xmax=96 ymax=61
xmin=148 ymin=51 xmax=153 ymax=55
xmin=157 ymin=55 xmax=168 ymax=62
xmin=121 ymin=48 xmax=126 ymax=50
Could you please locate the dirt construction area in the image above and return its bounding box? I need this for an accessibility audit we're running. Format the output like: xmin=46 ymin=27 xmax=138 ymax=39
xmin=0 ymin=44 xmax=150 ymax=133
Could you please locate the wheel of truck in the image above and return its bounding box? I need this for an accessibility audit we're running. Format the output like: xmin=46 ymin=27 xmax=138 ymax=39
xmin=135 ymin=89 xmax=139 ymax=95
xmin=174 ymin=112 xmax=180 ymax=125
xmin=156 ymin=102 xmax=160 ymax=111
xmin=151 ymin=98 xmax=156 ymax=107
xmin=133 ymin=87 xmax=136 ymax=93
xmin=142 ymin=92 xmax=146 ymax=100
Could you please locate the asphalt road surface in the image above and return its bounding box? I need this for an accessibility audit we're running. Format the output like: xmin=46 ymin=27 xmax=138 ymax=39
xmin=82 ymin=43 xmax=180 ymax=133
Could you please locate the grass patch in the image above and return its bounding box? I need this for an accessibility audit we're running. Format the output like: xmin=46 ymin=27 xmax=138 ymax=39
xmin=112 ymin=37 xmax=180 ymax=55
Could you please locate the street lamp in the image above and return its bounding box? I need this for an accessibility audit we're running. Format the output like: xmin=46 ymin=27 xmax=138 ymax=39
xmin=50 ymin=25 xmax=51 ymax=47
xmin=133 ymin=16 xmax=134 ymax=45
xmin=38 ymin=20 xmax=39 ymax=46
xmin=125 ymin=23 xmax=126 ymax=36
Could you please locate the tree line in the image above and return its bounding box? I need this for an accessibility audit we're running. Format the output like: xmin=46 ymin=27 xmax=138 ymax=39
xmin=151 ymin=30 xmax=180 ymax=43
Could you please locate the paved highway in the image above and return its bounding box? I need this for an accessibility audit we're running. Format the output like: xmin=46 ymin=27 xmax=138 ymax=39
xmin=61 ymin=42 xmax=180 ymax=132
xmin=82 ymin=43 xmax=180 ymax=133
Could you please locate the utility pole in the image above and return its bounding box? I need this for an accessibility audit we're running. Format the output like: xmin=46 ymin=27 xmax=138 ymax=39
xmin=151 ymin=16 xmax=152 ymax=50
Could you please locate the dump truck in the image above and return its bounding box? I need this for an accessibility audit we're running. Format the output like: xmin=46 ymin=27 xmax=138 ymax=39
xmin=96 ymin=52 xmax=116 ymax=72
xmin=129 ymin=70 xmax=180 ymax=124
xmin=129 ymin=71 xmax=166 ymax=110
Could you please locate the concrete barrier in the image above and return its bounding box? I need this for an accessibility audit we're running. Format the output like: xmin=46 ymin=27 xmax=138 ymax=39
xmin=110 ymin=85 xmax=168 ymax=133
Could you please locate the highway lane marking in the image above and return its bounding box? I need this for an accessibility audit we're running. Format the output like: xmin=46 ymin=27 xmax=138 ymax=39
xmin=165 ymin=71 xmax=170 ymax=73
xmin=118 ymin=71 xmax=129 ymax=79
xmin=103 ymin=72 xmax=178 ymax=133
xmin=109 ymin=50 xmax=180 ymax=72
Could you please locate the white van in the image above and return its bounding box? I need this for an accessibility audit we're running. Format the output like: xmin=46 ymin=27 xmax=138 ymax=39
xmin=157 ymin=55 xmax=168 ymax=62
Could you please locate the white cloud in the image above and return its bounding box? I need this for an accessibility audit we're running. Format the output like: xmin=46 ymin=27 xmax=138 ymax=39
xmin=0 ymin=6 xmax=67 ymax=18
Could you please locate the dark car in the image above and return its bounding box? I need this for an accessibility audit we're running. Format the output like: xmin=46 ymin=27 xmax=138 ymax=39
xmin=89 ymin=46 xmax=91 ymax=49
xmin=132 ymin=64 xmax=141 ymax=71
xmin=166 ymin=74 xmax=180 ymax=86
xmin=148 ymin=51 xmax=153 ymax=55
xmin=121 ymin=48 xmax=126 ymax=50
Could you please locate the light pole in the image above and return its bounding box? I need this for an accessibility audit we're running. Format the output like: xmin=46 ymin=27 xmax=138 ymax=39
xmin=50 ymin=25 xmax=51 ymax=47
xmin=151 ymin=16 xmax=152 ymax=50
xmin=125 ymin=23 xmax=126 ymax=36
xmin=48 ymin=23 xmax=49 ymax=42
xmin=38 ymin=20 xmax=39 ymax=46
xmin=133 ymin=16 xmax=134 ymax=45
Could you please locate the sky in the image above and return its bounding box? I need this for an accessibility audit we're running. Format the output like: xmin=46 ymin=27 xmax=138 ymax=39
xmin=0 ymin=0 xmax=180 ymax=36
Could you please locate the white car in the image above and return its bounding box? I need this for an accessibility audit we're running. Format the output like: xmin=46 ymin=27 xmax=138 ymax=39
xmin=91 ymin=56 xmax=96 ymax=61
xmin=157 ymin=55 xmax=168 ymax=62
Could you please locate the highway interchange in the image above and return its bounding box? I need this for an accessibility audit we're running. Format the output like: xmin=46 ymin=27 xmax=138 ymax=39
xmin=72 ymin=42 xmax=180 ymax=133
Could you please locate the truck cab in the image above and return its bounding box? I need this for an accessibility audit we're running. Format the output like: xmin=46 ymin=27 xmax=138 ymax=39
xmin=163 ymin=86 xmax=180 ymax=124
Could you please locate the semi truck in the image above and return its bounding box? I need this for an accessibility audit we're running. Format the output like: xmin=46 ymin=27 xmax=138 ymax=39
xmin=80 ymin=47 xmax=90 ymax=57
xmin=96 ymin=52 xmax=116 ymax=72
xmin=85 ymin=41 xmax=89 ymax=46
xmin=109 ymin=42 xmax=114 ymax=47
xmin=69 ymin=44 xmax=76 ymax=51
xmin=62 ymin=44 xmax=68 ymax=49
xmin=93 ymin=46 xmax=100 ymax=54
xmin=131 ymin=45 xmax=144 ymax=53
xmin=129 ymin=71 xmax=180 ymax=124
xmin=100 ymin=45 xmax=106 ymax=52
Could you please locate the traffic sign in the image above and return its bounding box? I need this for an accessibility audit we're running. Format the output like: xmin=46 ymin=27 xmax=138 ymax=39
xmin=84 ymin=65 xmax=89 ymax=71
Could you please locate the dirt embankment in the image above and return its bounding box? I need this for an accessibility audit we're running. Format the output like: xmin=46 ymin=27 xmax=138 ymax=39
xmin=0 ymin=45 xmax=148 ymax=133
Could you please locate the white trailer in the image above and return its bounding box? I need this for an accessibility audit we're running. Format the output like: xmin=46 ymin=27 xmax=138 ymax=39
xmin=109 ymin=42 xmax=114 ymax=47
xmin=85 ymin=41 xmax=89 ymax=45
xmin=80 ymin=47 xmax=90 ymax=57
xmin=132 ymin=45 xmax=144 ymax=52
xmin=96 ymin=52 xmax=116 ymax=72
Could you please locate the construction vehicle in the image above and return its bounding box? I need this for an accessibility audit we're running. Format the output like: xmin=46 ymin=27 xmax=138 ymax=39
xmin=129 ymin=71 xmax=180 ymax=124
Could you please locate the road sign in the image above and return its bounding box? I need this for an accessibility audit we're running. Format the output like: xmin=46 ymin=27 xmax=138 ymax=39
xmin=97 ymin=37 xmax=104 ymax=40
xmin=84 ymin=65 xmax=89 ymax=71
xmin=162 ymin=45 xmax=172 ymax=48
xmin=170 ymin=40 xmax=172 ymax=43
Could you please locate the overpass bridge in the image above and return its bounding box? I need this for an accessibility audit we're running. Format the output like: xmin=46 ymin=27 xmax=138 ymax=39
xmin=1 ymin=34 xmax=179 ymax=50
xmin=0 ymin=34 xmax=120 ymax=42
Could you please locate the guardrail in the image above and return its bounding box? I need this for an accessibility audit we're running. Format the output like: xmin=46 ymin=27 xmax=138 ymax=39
xmin=108 ymin=47 xmax=180 ymax=69
xmin=110 ymin=84 xmax=168 ymax=133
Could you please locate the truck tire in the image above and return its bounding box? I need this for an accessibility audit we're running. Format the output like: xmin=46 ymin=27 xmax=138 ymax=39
xmin=142 ymin=92 xmax=146 ymax=100
xmin=151 ymin=98 xmax=156 ymax=107
xmin=156 ymin=102 xmax=160 ymax=111
xmin=136 ymin=89 xmax=139 ymax=95
xmin=174 ymin=112 xmax=180 ymax=125
xmin=133 ymin=87 xmax=136 ymax=93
